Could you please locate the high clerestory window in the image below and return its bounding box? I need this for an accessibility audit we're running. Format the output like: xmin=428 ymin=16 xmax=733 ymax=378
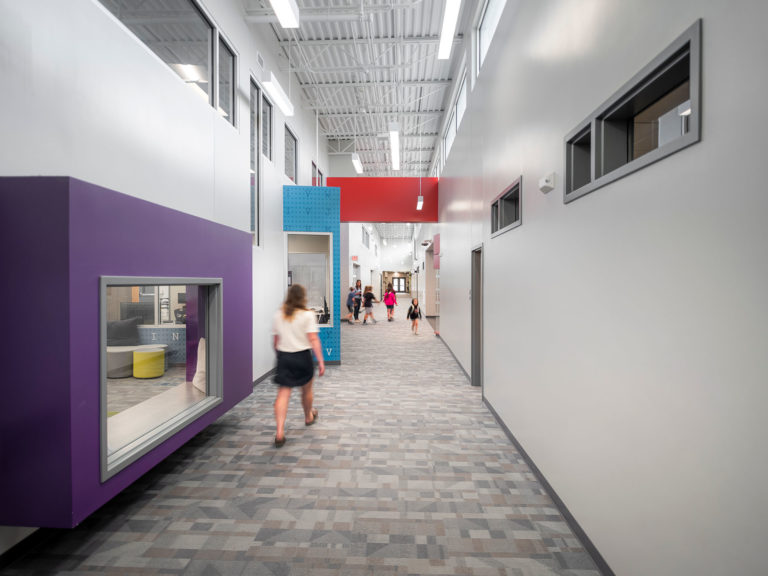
xmin=99 ymin=0 xmax=237 ymax=126
xmin=477 ymin=0 xmax=507 ymax=71
xmin=285 ymin=126 xmax=298 ymax=182
xmin=456 ymin=72 xmax=467 ymax=128
xmin=218 ymin=37 xmax=235 ymax=124
xmin=444 ymin=110 xmax=457 ymax=160
xmin=564 ymin=20 xmax=701 ymax=203
xmin=250 ymin=79 xmax=261 ymax=244
xmin=262 ymin=95 xmax=273 ymax=160
xmin=442 ymin=69 xmax=468 ymax=163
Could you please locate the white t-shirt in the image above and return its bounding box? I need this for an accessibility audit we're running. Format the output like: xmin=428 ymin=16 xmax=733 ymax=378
xmin=273 ymin=308 xmax=319 ymax=352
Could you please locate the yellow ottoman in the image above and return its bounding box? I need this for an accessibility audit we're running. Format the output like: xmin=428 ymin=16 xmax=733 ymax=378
xmin=133 ymin=349 xmax=165 ymax=378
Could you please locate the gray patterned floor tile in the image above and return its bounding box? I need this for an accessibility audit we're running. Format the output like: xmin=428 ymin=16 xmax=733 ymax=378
xmin=3 ymin=304 xmax=602 ymax=575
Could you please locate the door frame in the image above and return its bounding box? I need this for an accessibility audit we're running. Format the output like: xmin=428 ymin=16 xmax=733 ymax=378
xmin=471 ymin=244 xmax=483 ymax=391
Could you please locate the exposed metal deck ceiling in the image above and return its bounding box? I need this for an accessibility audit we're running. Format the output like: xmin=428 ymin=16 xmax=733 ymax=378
xmin=244 ymin=0 xmax=469 ymax=176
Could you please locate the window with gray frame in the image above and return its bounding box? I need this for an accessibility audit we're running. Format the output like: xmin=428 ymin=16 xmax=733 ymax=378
xmin=99 ymin=0 xmax=214 ymax=104
xmin=491 ymin=177 xmax=522 ymax=236
xmin=262 ymin=95 xmax=273 ymax=160
xmin=250 ymin=79 xmax=261 ymax=243
xmin=565 ymin=20 xmax=701 ymax=203
xmin=100 ymin=277 xmax=223 ymax=481
xmin=318 ymin=168 xmax=324 ymax=186
xmin=478 ymin=0 xmax=507 ymax=71
xmin=285 ymin=126 xmax=297 ymax=182
xmin=218 ymin=37 xmax=235 ymax=124
xmin=312 ymin=161 xmax=318 ymax=186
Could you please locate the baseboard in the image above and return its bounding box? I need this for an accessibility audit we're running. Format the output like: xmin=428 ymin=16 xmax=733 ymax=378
xmin=253 ymin=367 xmax=276 ymax=386
xmin=483 ymin=399 xmax=615 ymax=576
xmin=434 ymin=335 xmax=471 ymax=384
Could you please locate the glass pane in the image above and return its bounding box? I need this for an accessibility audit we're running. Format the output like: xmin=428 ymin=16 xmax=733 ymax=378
xmin=287 ymin=234 xmax=332 ymax=325
xmin=479 ymin=0 xmax=507 ymax=67
xmin=285 ymin=127 xmax=297 ymax=182
xmin=444 ymin=112 xmax=456 ymax=159
xmin=218 ymin=39 xmax=235 ymax=124
xmin=105 ymin=283 xmax=211 ymax=456
xmin=632 ymin=81 xmax=690 ymax=161
xmin=456 ymin=74 xmax=467 ymax=128
xmin=262 ymin=97 xmax=272 ymax=159
xmin=250 ymin=81 xmax=259 ymax=238
xmin=99 ymin=0 xmax=213 ymax=103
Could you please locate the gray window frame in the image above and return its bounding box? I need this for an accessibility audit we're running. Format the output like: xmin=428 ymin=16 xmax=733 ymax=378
xmin=564 ymin=19 xmax=701 ymax=203
xmin=98 ymin=0 xmax=215 ymax=107
xmin=250 ymin=78 xmax=261 ymax=244
xmin=491 ymin=176 xmax=522 ymax=237
xmin=217 ymin=34 xmax=236 ymax=126
xmin=99 ymin=276 xmax=223 ymax=482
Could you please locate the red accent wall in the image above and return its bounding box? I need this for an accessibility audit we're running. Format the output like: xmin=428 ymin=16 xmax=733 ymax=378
xmin=328 ymin=177 xmax=438 ymax=222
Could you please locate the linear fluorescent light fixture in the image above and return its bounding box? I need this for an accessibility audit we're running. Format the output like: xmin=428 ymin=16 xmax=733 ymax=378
xmin=263 ymin=71 xmax=294 ymax=117
xmin=438 ymin=0 xmax=461 ymax=59
xmin=268 ymin=0 xmax=300 ymax=28
xmin=389 ymin=122 xmax=400 ymax=171
xmin=351 ymin=152 xmax=363 ymax=174
xmin=170 ymin=63 xmax=209 ymax=83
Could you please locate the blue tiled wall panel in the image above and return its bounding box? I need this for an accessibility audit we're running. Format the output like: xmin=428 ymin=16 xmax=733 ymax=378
xmin=138 ymin=326 xmax=187 ymax=365
xmin=283 ymin=186 xmax=341 ymax=362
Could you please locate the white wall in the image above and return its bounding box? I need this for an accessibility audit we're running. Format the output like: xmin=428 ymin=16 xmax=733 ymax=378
xmin=345 ymin=223 xmax=382 ymax=297
xmin=0 ymin=0 xmax=327 ymax=554
xmin=437 ymin=1 xmax=768 ymax=575
xmin=379 ymin=240 xmax=413 ymax=272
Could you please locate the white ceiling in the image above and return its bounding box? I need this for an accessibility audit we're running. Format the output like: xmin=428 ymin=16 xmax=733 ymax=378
xmin=244 ymin=0 xmax=470 ymax=176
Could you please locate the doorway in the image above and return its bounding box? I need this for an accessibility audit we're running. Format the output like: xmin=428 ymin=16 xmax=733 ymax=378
xmin=471 ymin=247 xmax=483 ymax=388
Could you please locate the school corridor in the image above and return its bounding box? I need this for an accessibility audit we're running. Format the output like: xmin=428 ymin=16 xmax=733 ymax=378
xmin=3 ymin=303 xmax=600 ymax=575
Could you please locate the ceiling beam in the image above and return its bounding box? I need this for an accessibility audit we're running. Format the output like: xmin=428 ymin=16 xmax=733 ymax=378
xmin=303 ymin=79 xmax=450 ymax=89
xmin=318 ymin=110 xmax=443 ymax=118
xmin=324 ymin=131 xmax=439 ymax=139
xmin=277 ymin=35 xmax=461 ymax=48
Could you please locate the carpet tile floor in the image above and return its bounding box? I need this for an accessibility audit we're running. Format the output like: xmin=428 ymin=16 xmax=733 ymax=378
xmin=3 ymin=304 xmax=602 ymax=575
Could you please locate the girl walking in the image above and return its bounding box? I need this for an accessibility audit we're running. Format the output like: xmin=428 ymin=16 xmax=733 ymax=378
xmin=353 ymin=279 xmax=362 ymax=322
xmin=383 ymin=283 xmax=398 ymax=321
xmin=406 ymin=298 xmax=422 ymax=335
xmin=345 ymin=286 xmax=355 ymax=323
xmin=272 ymin=284 xmax=324 ymax=448
xmin=362 ymin=285 xmax=379 ymax=324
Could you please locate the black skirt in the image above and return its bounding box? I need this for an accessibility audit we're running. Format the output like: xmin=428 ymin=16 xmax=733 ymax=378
xmin=275 ymin=349 xmax=314 ymax=388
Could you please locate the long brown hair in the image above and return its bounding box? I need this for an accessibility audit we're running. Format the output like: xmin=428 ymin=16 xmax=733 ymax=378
xmin=282 ymin=284 xmax=308 ymax=319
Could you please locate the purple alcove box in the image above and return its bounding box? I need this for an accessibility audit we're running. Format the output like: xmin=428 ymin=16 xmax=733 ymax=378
xmin=0 ymin=177 xmax=253 ymax=528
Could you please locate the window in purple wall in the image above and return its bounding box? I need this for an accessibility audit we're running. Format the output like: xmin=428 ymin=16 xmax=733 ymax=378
xmin=100 ymin=277 xmax=223 ymax=481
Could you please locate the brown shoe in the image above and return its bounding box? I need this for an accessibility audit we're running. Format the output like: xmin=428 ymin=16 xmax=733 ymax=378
xmin=305 ymin=409 xmax=319 ymax=426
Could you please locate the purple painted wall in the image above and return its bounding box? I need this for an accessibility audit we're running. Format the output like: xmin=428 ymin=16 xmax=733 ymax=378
xmin=0 ymin=178 xmax=73 ymax=525
xmin=0 ymin=177 xmax=253 ymax=528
